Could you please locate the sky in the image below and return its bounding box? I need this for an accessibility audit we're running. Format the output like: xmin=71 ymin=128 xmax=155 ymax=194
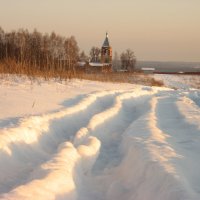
xmin=0 ymin=0 xmax=200 ymax=62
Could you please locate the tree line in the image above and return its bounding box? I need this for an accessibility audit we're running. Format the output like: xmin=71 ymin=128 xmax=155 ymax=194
xmin=113 ymin=49 xmax=136 ymax=72
xmin=0 ymin=27 xmax=136 ymax=74
xmin=0 ymin=27 xmax=79 ymax=73
xmin=84 ymin=46 xmax=136 ymax=72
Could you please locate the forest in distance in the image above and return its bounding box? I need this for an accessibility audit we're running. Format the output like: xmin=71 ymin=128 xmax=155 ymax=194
xmin=0 ymin=26 xmax=199 ymax=77
xmin=0 ymin=27 xmax=137 ymax=74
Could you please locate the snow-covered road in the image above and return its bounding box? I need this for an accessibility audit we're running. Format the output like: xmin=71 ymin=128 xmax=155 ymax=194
xmin=0 ymin=75 xmax=200 ymax=200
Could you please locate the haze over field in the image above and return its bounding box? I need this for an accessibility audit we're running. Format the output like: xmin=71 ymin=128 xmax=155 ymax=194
xmin=136 ymin=61 xmax=200 ymax=73
xmin=0 ymin=0 xmax=200 ymax=62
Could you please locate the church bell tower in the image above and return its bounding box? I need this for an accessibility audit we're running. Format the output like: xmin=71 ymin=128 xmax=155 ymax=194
xmin=101 ymin=33 xmax=112 ymax=64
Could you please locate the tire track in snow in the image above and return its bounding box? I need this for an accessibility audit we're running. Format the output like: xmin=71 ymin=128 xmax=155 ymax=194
xmin=74 ymin=91 xmax=154 ymax=200
xmin=112 ymin=91 xmax=199 ymax=200
xmin=0 ymin=88 xmax=156 ymax=200
xmin=0 ymin=90 xmax=122 ymax=195
xmin=187 ymin=91 xmax=200 ymax=108
xmin=156 ymin=93 xmax=200 ymax=199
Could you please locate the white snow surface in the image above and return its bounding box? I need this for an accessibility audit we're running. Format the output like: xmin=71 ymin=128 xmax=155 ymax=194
xmin=155 ymin=74 xmax=200 ymax=89
xmin=0 ymin=74 xmax=200 ymax=200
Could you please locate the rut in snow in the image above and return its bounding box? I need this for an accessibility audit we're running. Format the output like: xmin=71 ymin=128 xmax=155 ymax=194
xmin=0 ymin=89 xmax=154 ymax=199
xmin=1 ymin=88 xmax=200 ymax=200
xmin=75 ymin=93 xmax=153 ymax=200
xmin=0 ymin=90 xmax=119 ymax=194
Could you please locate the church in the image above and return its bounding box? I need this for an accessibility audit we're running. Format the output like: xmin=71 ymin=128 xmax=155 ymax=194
xmin=101 ymin=32 xmax=112 ymax=65
xmin=89 ymin=33 xmax=112 ymax=72
xmin=78 ymin=33 xmax=112 ymax=73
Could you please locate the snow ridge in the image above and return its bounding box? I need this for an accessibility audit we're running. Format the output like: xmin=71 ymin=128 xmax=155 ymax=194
xmin=0 ymin=88 xmax=154 ymax=199
xmin=0 ymin=84 xmax=200 ymax=200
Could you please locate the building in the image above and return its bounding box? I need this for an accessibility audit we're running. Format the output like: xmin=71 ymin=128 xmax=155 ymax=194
xmin=101 ymin=33 xmax=112 ymax=65
xmin=77 ymin=33 xmax=112 ymax=73
xmin=141 ymin=67 xmax=155 ymax=74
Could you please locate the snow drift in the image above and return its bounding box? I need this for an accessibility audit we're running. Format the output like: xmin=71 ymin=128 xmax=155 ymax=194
xmin=0 ymin=76 xmax=200 ymax=200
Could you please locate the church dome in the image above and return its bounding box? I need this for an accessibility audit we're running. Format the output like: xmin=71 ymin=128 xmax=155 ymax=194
xmin=102 ymin=33 xmax=110 ymax=47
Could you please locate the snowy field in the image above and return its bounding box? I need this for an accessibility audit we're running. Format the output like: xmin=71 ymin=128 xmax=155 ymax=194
xmin=155 ymin=74 xmax=200 ymax=89
xmin=0 ymin=74 xmax=200 ymax=200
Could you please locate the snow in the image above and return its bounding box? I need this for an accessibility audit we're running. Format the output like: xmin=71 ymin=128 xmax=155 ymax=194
xmin=0 ymin=75 xmax=133 ymax=128
xmin=0 ymin=74 xmax=200 ymax=200
xmin=89 ymin=63 xmax=108 ymax=67
xmin=141 ymin=67 xmax=155 ymax=71
xmin=154 ymin=74 xmax=200 ymax=89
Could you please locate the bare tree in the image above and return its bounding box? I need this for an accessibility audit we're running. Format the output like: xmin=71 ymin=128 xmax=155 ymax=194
xmin=79 ymin=50 xmax=89 ymax=62
xmin=0 ymin=27 xmax=5 ymax=59
xmin=89 ymin=46 xmax=101 ymax=63
xmin=64 ymin=36 xmax=79 ymax=73
xmin=120 ymin=49 xmax=136 ymax=72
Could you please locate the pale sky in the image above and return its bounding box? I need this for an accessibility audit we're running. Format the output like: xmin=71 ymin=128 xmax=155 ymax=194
xmin=0 ymin=0 xmax=200 ymax=62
